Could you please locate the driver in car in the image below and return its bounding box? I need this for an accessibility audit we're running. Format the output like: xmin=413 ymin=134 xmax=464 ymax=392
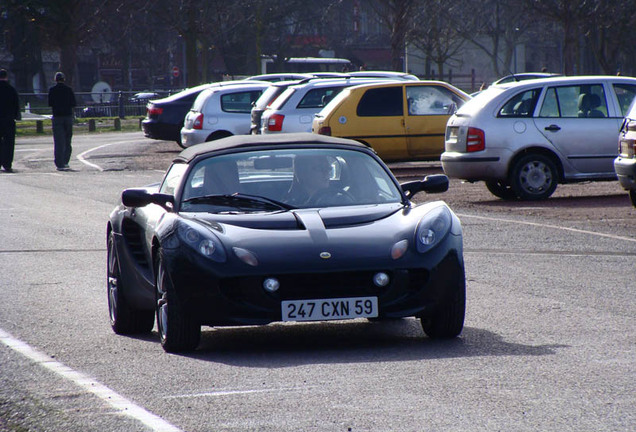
xmin=286 ymin=154 xmax=332 ymax=206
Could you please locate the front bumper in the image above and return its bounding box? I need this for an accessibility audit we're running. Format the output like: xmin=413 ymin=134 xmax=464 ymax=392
xmin=614 ymin=156 xmax=636 ymax=191
xmin=162 ymin=235 xmax=464 ymax=327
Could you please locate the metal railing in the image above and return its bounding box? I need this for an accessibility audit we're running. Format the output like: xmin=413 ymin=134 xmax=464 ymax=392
xmin=18 ymin=90 xmax=176 ymax=119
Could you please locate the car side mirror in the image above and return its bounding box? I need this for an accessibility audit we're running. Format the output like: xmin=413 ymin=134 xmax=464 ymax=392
xmin=401 ymin=174 xmax=449 ymax=198
xmin=122 ymin=188 xmax=174 ymax=211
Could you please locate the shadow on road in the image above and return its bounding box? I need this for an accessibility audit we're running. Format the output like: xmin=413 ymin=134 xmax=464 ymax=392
xmin=159 ymin=319 xmax=569 ymax=366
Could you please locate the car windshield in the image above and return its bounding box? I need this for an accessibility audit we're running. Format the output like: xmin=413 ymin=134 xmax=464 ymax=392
xmin=180 ymin=148 xmax=402 ymax=213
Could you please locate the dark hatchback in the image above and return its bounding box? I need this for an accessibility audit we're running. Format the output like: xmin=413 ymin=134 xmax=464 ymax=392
xmin=142 ymin=83 xmax=213 ymax=147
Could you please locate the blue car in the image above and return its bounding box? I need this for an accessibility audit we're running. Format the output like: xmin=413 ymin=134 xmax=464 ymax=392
xmin=107 ymin=133 xmax=465 ymax=352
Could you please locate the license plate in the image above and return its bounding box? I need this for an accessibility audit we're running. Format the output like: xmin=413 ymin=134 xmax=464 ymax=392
xmin=282 ymin=296 xmax=378 ymax=322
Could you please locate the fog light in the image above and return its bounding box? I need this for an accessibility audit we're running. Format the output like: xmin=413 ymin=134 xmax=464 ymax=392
xmin=373 ymin=272 xmax=390 ymax=287
xmin=263 ymin=278 xmax=280 ymax=293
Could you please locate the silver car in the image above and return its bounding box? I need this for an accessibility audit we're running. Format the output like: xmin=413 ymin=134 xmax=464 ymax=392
xmin=260 ymin=78 xmax=397 ymax=134
xmin=442 ymin=75 xmax=636 ymax=200
xmin=180 ymin=82 xmax=269 ymax=147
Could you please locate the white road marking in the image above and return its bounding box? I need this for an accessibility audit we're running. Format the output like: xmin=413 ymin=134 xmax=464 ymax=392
xmin=165 ymin=387 xmax=310 ymax=399
xmin=77 ymin=143 xmax=113 ymax=171
xmin=458 ymin=213 xmax=636 ymax=243
xmin=0 ymin=328 xmax=182 ymax=432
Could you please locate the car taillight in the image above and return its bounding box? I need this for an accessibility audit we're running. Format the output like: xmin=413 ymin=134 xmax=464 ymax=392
xmin=466 ymin=127 xmax=485 ymax=152
xmin=192 ymin=113 xmax=204 ymax=130
xmin=147 ymin=105 xmax=163 ymax=116
xmin=267 ymin=114 xmax=284 ymax=132
xmin=318 ymin=126 xmax=331 ymax=136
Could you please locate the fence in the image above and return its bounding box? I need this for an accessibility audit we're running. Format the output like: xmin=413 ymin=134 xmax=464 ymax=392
xmin=18 ymin=90 xmax=175 ymax=119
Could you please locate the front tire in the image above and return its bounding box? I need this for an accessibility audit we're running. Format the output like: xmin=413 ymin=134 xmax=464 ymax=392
xmin=107 ymin=232 xmax=154 ymax=334
xmin=629 ymin=189 xmax=636 ymax=208
xmin=155 ymin=251 xmax=201 ymax=353
xmin=421 ymin=278 xmax=466 ymax=339
xmin=510 ymin=153 xmax=558 ymax=200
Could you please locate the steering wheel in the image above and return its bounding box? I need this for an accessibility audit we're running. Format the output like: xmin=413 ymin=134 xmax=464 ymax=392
xmin=312 ymin=187 xmax=356 ymax=206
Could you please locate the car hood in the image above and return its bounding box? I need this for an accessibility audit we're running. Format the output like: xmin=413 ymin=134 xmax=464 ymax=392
xmin=181 ymin=202 xmax=442 ymax=271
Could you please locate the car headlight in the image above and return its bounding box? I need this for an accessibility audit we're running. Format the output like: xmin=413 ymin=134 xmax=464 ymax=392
xmin=177 ymin=221 xmax=227 ymax=262
xmin=415 ymin=205 xmax=452 ymax=253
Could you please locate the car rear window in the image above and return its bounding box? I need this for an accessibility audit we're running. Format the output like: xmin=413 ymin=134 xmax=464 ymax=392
xmin=254 ymin=86 xmax=287 ymax=110
xmin=297 ymin=87 xmax=345 ymax=109
xmin=356 ymin=87 xmax=403 ymax=117
xmin=498 ymin=89 xmax=541 ymax=117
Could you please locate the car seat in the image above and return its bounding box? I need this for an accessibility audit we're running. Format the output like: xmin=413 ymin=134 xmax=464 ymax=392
xmin=578 ymin=94 xmax=605 ymax=118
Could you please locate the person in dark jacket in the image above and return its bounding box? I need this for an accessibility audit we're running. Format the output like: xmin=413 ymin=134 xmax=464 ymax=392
xmin=0 ymin=68 xmax=21 ymax=173
xmin=48 ymin=72 xmax=77 ymax=171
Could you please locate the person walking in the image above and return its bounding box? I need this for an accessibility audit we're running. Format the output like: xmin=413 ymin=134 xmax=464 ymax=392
xmin=0 ymin=68 xmax=20 ymax=173
xmin=48 ymin=72 xmax=76 ymax=171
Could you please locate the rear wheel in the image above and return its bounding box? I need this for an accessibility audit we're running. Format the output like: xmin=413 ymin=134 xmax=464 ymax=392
xmin=629 ymin=189 xmax=636 ymax=208
xmin=155 ymin=251 xmax=201 ymax=353
xmin=107 ymin=232 xmax=154 ymax=334
xmin=510 ymin=153 xmax=558 ymax=200
xmin=485 ymin=180 xmax=517 ymax=200
xmin=421 ymin=278 xmax=466 ymax=339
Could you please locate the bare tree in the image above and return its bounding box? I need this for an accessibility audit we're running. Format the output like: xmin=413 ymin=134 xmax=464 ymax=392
xmin=455 ymin=0 xmax=536 ymax=77
xmin=583 ymin=0 xmax=636 ymax=75
xmin=369 ymin=0 xmax=418 ymax=71
xmin=530 ymin=0 xmax=597 ymax=75
xmin=409 ymin=0 xmax=465 ymax=80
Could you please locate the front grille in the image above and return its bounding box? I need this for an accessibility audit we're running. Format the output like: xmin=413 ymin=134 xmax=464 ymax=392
xmin=220 ymin=270 xmax=388 ymax=301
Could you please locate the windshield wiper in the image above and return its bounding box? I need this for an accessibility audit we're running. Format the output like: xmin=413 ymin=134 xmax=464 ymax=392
xmin=183 ymin=193 xmax=295 ymax=211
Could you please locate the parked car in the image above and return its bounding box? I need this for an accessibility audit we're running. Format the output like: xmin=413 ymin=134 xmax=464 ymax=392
xmin=142 ymin=80 xmax=262 ymax=148
xmin=180 ymin=82 xmax=269 ymax=147
xmin=106 ymin=133 xmax=466 ymax=352
xmin=252 ymin=73 xmax=419 ymax=135
xmin=492 ymin=72 xmax=561 ymax=86
xmin=348 ymin=70 xmax=419 ymax=81
xmin=442 ymin=75 xmax=636 ymax=200
xmin=245 ymin=73 xmax=315 ymax=82
xmin=312 ymin=80 xmax=470 ymax=161
xmin=472 ymin=72 xmax=562 ymax=96
xmin=251 ymin=79 xmax=314 ymax=135
xmin=260 ymin=78 xmax=398 ymax=135
xmin=614 ymin=98 xmax=636 ymax=207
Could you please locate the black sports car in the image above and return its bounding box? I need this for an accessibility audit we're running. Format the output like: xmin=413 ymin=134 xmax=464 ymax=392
xmin=107 ymin=133 xmax=466 ymax=352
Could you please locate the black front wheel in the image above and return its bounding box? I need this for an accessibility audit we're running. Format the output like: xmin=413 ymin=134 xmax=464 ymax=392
xmin=107 ymin=232 xmax=154 ymax=334
xmin=421 ymin=278 xmax=466 ymax=339
xmin=629 ymin=189 xmax=636 ymax=208
xmin=155 ymin=252 xmax=201 ymax=353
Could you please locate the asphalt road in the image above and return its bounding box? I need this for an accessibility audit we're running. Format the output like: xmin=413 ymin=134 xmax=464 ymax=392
xmin=1 ymin=132 xmax=634 ymax=431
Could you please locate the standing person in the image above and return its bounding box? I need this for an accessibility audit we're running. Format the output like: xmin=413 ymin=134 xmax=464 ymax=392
xmin=48 ymin=72 xmax=76 ymax=171
xmin=0 ymin=68 xmax=20 ymax=173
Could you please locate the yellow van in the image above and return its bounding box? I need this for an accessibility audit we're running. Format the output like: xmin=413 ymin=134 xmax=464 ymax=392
xmin=312 ymin=81 xmax=470 ymax=161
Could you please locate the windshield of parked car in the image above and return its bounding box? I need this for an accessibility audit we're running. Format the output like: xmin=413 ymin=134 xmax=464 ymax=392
xmin=180 ymin=148 xmax=402 ymax=212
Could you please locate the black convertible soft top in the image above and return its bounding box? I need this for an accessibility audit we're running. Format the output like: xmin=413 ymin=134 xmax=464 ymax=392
xmin=175 ymin=133 xmax=371 ymax=163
